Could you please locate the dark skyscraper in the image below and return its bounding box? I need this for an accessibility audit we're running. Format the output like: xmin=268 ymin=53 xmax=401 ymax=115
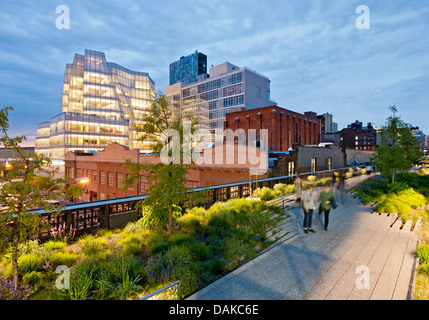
xmin=169 ymin=50 xmax=207 ymax=85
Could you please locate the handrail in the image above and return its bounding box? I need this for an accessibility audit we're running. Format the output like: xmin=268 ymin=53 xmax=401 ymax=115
xmin=139 ymin=280 xmax=180 ymax=300
xmin=32 ymin=166 xmax=359 ymax=214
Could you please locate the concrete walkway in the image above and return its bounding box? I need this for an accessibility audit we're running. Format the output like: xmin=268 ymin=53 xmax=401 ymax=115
xmin=188 ymin=178 xmax=419 ymax=300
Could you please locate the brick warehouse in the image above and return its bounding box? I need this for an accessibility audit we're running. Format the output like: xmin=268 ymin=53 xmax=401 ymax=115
xmin=224 ymin=105 xmax=320 ymax=151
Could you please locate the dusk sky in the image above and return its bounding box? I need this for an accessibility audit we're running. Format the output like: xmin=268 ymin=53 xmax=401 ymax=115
xmin=1 ymin=0 xmax=428 ymax=146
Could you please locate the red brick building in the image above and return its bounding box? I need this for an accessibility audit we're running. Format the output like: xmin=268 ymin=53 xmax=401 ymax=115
xmin=224 ymin=105 xmax=320 ymax=151
xmin=65 ymin=143 xmax=267 ymax=202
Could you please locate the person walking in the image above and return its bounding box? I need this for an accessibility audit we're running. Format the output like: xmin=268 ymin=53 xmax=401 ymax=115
xmin=337 ymin=170 xmax=346 ymax=204
xmin=302 ymin=184 xmax=316 ymax=233
xmin=318 ymin=183 xmax=337 ymax=231
xmin=294 ymin=172 xmax=302 ymax=206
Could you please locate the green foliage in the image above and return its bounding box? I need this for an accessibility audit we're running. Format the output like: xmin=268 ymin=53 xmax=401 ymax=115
xmin=252 ymin=187 xmax=275 ymax=201
xmin=417 ymin=243 xmax=429 ymax=265
xmin=371 ymin=105 xmax=424 ymax=184
xmin=47 ymin=251 xmax=78 ymax=268
xmin=43 ymin=240 xmax=67 ymax=251
xmin=0 ymin=106 xmax=83 ymax=290
xmin=168 ymin=233 xmax=196 ymax=247
xmin=190 ymin=243 xmax=210 ymax=261
xmin=67 ymin=259 xmax=97 ymax=300
xmin=16 ymin=254 xmax=45 ymax=275
xmin=138 ymin=204 xmax=182 ymax=231
xmin=118 ymin=234 xmax=143 ymax=255
xmin=79 ymin=235 xmax=110 ymax=259
xmin=246 ymin=208 xmax=272 ymax=240
xmin=22 ymin=271 xmax=44 ymax=288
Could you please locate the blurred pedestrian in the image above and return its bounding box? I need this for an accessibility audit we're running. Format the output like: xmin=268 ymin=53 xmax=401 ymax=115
xmin=302 ymin=184 xmax=316 ymax=233
xmin=294 ymin=171 xmax=302 ymax=206
xmin=318 ymin=183 xmax=337 ymax=231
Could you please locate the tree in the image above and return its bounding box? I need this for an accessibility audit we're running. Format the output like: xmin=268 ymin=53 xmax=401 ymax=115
xmin=0 ymin=107 xmax=82 ymax=291
xmin=123 ymin=93 xmax=199 ymax=235
xmin=371 ymin=104 xmax=423 ymax=184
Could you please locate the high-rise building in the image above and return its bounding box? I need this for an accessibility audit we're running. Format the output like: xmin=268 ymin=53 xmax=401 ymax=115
xmin=169 ymin=50 xmax=207 ymax=85
xmin=35 ymin=50 xmax=155 ymax=166
xmin=339 ymin=121 xmax=377 ymax=151
xmin=317 ymin=112 xmax=338 ymax=134
xmin=410 ymin=126 xmax=426 ymax=152
xmin=166 ymin=61 xmax=276 ymax=133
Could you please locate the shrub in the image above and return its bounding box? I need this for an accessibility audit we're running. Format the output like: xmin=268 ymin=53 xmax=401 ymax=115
xmin=417 ymin=243 xmax=429 ymax=265
xmin=118 ymin=234 xmax=143 ymax=255
xmin=43 ymin=240 xmax=67 ymax=251
xmin=273 ymin=183 xmax=294 ymax=196
xmin=80 ymin=235 xmax=110 ymax=259
xmin=207 ymin=215 xmax=233 ymax=230
xmin=206 ymin=236 xmax=225 ymax=255
xmin=246 ymin=208 xmax=272 ymax=240
xmin=47 ymin=251 xmax=78 ymax=267
xmin=16 ymin=254 xmax=45 ymax=275
xmin=0 ymin=279 xmax=32 ymax=300
xmin=22 ymin=271 xmax=44 ymax=288
xmin=190 ymin=243 xmax=210 ymax=261
xmin=252 ymin=187 xmax=275 ymax=201
xmin=17 ymin=240 xmax=44 ymax=256
xmin=176 ymin=269 xmax=198 ymax=299
xmin=169 ymin=233 xmax=196 ymax=247
xmin=179 ymin=211 xmax=204 ymax=229
xmin=145 ymin=233 xmax=169 ymax=255
xmin=138 ymin=204 xmax=182 ymax=231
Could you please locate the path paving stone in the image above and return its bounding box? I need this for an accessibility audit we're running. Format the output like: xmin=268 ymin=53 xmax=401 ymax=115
xmin=187 ymin=175 xmax=419 ymax=300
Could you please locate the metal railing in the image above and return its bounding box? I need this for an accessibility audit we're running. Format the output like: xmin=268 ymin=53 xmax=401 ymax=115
xmin=139 ymin=280 xmax=180 ymax=300
xmin=33 ymin=166 xmax=362 ymax=240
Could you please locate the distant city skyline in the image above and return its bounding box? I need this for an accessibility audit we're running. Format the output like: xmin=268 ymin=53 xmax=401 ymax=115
xmin=1 ymin=0 xmax=428 ymax=146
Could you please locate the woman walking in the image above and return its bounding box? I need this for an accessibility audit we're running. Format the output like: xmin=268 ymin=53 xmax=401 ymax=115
xmin=302 ymin=184 xmax=316 ymax=233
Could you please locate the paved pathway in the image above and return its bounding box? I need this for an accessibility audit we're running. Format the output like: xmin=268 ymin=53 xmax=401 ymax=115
xmin=188 ymin=176 xmax=419 ymax=300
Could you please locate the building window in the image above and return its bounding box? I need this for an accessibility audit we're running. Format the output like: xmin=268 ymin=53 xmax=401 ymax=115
xmin=288 ymin=162 xmax=295 ymax=176
xmin=100 ymin=171 xmax=106 ymax=185
xmin=328 ymin=157 xmax=332 ymax=170
xmin=256 ymin=87 xmax=260 ymax=97
xmin=126 ymin=174 xmax=134 ymax=191
xmin=140 ymin=176 xmax=148 ymax=194
xmin=295 ymin=123 xmax=299 ymax=143
xmin=116 ymin=173 xmax=123 ymax=189
xmin=65 ymin=167 xmax=74 ymax=179
xmin=108 ymin=172 xmax=114 ymax=187
xmin=311 ymin=158 xmax=317 ymax=173
xmin=186 ymin=181 xmax=199 ymax=188
xmin=91 ymin=170 xmax=97 ymax=182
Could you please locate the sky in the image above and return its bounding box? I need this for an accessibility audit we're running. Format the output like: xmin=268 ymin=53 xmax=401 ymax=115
xmin=0 ymin=0 xmax=428 ymax=146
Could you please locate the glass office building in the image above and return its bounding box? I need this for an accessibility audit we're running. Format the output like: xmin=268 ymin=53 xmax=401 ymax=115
xmin=169 ymin=50 xmax=207 ymax=85
xmin=35 ymin=50 xmax=155 ymax=164
xmin=166 ymin=62 xmax=276 ymax=133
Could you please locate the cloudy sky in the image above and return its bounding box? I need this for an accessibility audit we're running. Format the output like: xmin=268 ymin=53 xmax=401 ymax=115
xmin=0 ymin=0 xmax=428 ymax=146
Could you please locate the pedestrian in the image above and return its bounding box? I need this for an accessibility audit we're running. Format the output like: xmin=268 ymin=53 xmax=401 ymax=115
xmin=337 ymin=170 xmax=346 ymax=203
xmin=318 ymin=183 xmax=337 ymax=231
xmin=302 ymin=184 xmax=316 ymax=233
xmin=294 ymin=171 xmax=302 ymax=206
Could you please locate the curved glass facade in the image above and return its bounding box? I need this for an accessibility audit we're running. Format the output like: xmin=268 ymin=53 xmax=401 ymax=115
xmin=35 ymin=50 xmax=155 ymax=161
